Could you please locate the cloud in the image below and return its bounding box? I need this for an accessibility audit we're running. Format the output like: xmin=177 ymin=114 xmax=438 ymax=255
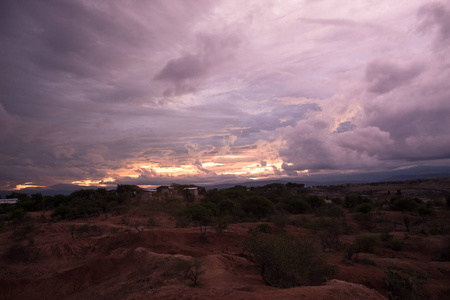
xmin=365 ymin=60 xmax=424 ymax=94
xmin=418 ymin=2 xmax=450 ymax=47
xmin=155 ymin=33 xmax=241 ymax=96
xmin=280 ymin=1 xmax=450 ymax=174
xmin=1 ymin=1 xmax=449 ymax=189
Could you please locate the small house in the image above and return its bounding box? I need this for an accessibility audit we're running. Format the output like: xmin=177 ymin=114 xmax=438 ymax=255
xmin=184 ymin=187 xmax=199 ymax=196
xmin=156 ymin=186 xmax=173 ymax=194
xmin=0 ymin=198 xmax=18 ymax=204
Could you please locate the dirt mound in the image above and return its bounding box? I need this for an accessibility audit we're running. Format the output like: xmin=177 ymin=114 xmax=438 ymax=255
xmin=38 ymin=238 xmax=95 ymax=260
xmin=1 ymin=243 xmax=386 ymax=300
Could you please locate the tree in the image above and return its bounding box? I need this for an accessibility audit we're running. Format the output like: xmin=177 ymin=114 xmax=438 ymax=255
xmin=241 ymin=195 xmax=274 ymax=219
xmin=288 ymin=198 xmax=311 ymax=214
xmin=356 ymin=203 xmax=373 ymax=214
xmin=183 ymin=258 xmax=205 ymax=287
xmin=306 ymin=195 xmax=325 ymax=209
xmin=179 ymin=203 xmax=216 ymax=238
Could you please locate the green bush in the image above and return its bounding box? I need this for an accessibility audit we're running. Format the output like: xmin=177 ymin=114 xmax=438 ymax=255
xmin=175 ymin=214 xmax=191 ymax=228
xmin=271 ymin=214 xmax=290 ymax=230
xmin=344 ymin=194 xmax=364 ymax=208
xmin=384 ymin=268 xmax=426 ymax=300
xmin=244 ymin=233 xmax=337 ymax=288
xmin=13 ymin=222 xmax=34 ymax=240
xmin=248 ymin=223 xmax=273 ymax=234
xmin=320 ymin=226 xmax=341 ymax=252
xmin=353 ymin=212 xmax=375 ymax=231
xmin=183 ymin=258 xmax=205 ymax=287
xmin=390 ymin=239 xmax=403 ymax=251
xmin=241 ymin=196 xmax=274 ymax=219
xmin=390 ymin=197 xmax=419 ymax=211
xmin=306 ymin=195 xmax=325 ymax=209
xmin=9 ymin=208 xmax=27 ymax=222
xmin=417 ymin=206 xmax=434 ymax=218
xmin=3 ymin=243 xmax=39 ymax=263
xmin=51 ymin=205 xmax=70 ymax=220
xmin=380 ymin=230 xmax=393 ymax=242
xmin=212 ymin=215 xmax=230 ymax=233
xmin=146 ymin=216 xmax=157 ymax=228
xmin=288 ymin=198 xmax=311 ymax=214
xmin=302 ymin=218 xmax=339 ymax=231
xmin=325 ymin=206 xmax=345 ymax=219
xmin=356 ymin=203 xmax=372 ymax=214
xmin=331 ymin=198 xmax=343 ymax=206
xmin=437 ymin=238 xmax=450 ymax=261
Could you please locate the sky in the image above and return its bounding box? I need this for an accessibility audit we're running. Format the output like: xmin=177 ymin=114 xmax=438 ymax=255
xmin=1 ymin=0 xmax=450 ymax=190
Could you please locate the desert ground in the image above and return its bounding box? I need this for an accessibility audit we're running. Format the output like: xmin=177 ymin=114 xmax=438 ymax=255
xmin=1 ymin=178 xmax=450 ymax=300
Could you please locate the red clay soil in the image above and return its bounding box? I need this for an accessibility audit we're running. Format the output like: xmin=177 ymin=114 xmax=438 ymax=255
xmin=1 ymin=206 xmax=450 ymax=300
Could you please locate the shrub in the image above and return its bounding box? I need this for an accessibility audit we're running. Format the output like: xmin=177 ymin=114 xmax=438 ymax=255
xmin=271 ymin=214 xmax=290 ymax=230
xmin=180 ymin=203 xmax=215 ymax=237
xmin=344 ymin=194 xmax=362 ymax=209
xmin=241 ymin=196 xmax=274 ymax=219
xmin=248 ymin=223 xmax=273 ymax=234
xmin=384 ymin=268 xmax=426 ymax=300
xmin=244 ymin=233 xmax=337 ymax=288
xmin=288 ymin=198 xmax=311 ymax=214
xmin=183 ymin=258 xmax=205 ymax=287
xmin=353 ymin=212 xmax=375 ymax=231
xmin=212 ymin=215 xmax=230 ymax=233
xmin=302 ymin=218 xmax=339 ymax=231
xmin=390 ymin=239 xmax=403 ymax=251
xmin=325 ymin=206 xmax=345 ymax=219
xmin=51 ymin=205 xmax=70 ymax=220
xmin=72 ymin=224 xmax=102 ymax=238
xmin=417 ymin=206 xmax=434 ymax=219
xmin=380 ymin=230 xmax=394 ymax=242
xmin=217 ymin=199 xmax=237 ymax=215
xmin=390 ymin=197 xmax=419 ymax=212
xmin=175 ymin=215 xmax=191 ymax=228
xmin=353 ymin=235 xmax=377 ymax=253
xmin=9 ymin=208 xmax=27 ymax=222
xmin=428 ymin=227 xmax=441 ymax=235
xmin=146 ymin=216 xmax=157 ymax=228
xmin=356 ymin=203 xmax=372 ymax=214
xmin=13 ymin=222 xmax=34 ymax=240
xmin=331 ymin=198 xmax=343 ymax=206
xmin=3 ymin=243 xmax=39 ymax=263
xmin=131 ymin=221 xmax=143 ymax=233
xmin=437 ymin=238 xmax=450 ymax=261
xmin=306 ymin=195 xmax=325 ymax=209
xmin=320 ymin=225 xmax=341 ymax=252
xmin=290 ymin=216 xmax=306 ymax=227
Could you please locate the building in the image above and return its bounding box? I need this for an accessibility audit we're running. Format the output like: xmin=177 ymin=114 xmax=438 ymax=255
xmin=156 ymin=186 xmax=173 ymax=194
xmin=184 ymin=187 xmax=199 ymax=196
xmin=0 ymin=198 xmax=19 ymax=204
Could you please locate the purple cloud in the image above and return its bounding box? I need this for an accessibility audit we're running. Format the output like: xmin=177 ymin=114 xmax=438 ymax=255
xmin=365 ymin=60 xmax=423 ymax=94
xmin=155 ymin=33 xmax=241 ymax=96
xmin=1 ymin=0 xmax=449 ymax=190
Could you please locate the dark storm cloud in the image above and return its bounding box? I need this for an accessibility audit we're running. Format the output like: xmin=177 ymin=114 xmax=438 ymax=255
xmin=365 ymin=60 xmax=423 ymax=94
xmin=418 ymin=2 xmax=450 ymax=46
xmin=155 ymin=33 xmax=241 ymax=96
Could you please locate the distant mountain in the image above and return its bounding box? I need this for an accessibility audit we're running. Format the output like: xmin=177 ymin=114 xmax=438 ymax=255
xmin=0 ymin=184 xmax=102 ymax=197
xmin=205 ymin=165 xmax=450 ymax=189
xmin=2 ymin=165 xmax=450 ymax=195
